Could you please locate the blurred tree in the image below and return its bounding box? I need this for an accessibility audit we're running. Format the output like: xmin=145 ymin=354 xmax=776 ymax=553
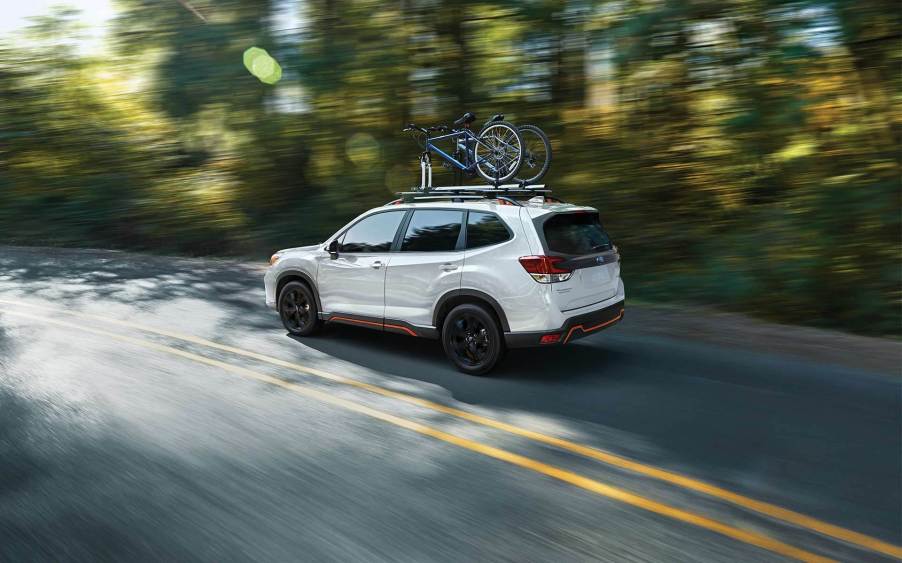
xmin=0 ymin=0 xmax=898 ymax=334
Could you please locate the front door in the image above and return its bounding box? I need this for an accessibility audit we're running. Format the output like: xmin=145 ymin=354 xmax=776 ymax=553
xmin=318 ymin=210 xmax=406 ymax=319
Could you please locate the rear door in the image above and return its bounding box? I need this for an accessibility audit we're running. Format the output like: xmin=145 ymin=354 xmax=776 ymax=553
xmin=537 ymin=211 xmax=620 ymax=312
xmin=384 ymin=209 xmax=465 ymax=327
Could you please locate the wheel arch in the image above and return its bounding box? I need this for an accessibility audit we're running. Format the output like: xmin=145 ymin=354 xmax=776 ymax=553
xmin=276 ymin=270 xmax=322 ymax=313
xmin=433 ymin=289 xmax=510 ymax=333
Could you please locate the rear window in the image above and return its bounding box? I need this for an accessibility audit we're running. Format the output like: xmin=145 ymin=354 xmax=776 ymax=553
xmin=401 ymin=210 xmax=464 ymax=251
xmin=542 ymin=212 xmax=611 ymax=255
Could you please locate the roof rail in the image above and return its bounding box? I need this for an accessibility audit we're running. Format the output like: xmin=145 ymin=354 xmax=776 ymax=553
xmin=432 ymin=184 xmax=549 ymax=192
xmin=397 ymin=185 xmax=555 ymax=203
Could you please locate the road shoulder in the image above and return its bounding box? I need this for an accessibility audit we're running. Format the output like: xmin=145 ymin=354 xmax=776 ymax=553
xmin=623 ymin=301 xmax=901 ymax=376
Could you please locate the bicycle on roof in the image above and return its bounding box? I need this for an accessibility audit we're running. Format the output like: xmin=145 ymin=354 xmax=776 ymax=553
xmin=403 ymin=112 xmax=525 ymax=185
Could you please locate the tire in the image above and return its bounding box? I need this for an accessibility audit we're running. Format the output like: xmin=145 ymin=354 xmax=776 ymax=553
xmin=474 ymin=121 xmax=524 ymax=184
xmin=278 ymin=281 xmax=321 ymax=336
xmin=514 ymin=124 xmax=552 ymax=184
xmin=441 ymin=304 xmax=504 ymax=375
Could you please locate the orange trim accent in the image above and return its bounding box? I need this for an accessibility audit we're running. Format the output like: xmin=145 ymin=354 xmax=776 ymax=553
xmin=329 ymin=316 xmax=417 ymax=337
xmin=384 ymin=323 xmax=418 ymax=337
xmin=563 ymin=309 xmax=624 ymax=343
xmin=330 ymin=315 xmax=381 ymax=328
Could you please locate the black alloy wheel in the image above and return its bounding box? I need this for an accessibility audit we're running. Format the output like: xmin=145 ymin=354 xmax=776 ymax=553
xmin=442 ymin=304 xmax=504 ymax=375
xmin=278 ymin=281 xmax=320 ymax=336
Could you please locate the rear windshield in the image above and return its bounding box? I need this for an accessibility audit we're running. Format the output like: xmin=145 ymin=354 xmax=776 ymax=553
xmin=543 ymin=212 xmax=612 ymax=255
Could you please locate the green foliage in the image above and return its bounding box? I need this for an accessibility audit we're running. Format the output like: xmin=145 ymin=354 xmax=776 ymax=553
xmin=0 ymin=0 xmax=899 ymax=335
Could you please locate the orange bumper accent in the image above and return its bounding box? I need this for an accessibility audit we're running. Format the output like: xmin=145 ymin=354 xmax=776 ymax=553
xmin=563 ymin=309 xmax=624 ymax=343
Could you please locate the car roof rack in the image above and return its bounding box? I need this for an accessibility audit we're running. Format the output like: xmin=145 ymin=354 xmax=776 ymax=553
xmin=394 ymin=185 xmax=558 ymax=206
xmin=387 ymin=152 xmax=562 ymax=206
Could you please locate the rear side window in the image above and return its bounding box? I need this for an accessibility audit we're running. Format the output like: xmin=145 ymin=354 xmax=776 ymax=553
xmin=401 ymin=210 xmax=464 ymax=251
xmin=340 ymin=211 xmax=405 ymax=253
xmin=543 ymin=212 xmax=611 ymax=255
xmin=466 ymin=212 xmax=510 ymax=249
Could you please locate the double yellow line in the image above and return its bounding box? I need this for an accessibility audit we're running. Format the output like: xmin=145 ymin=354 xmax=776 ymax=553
xmin=1 ymin=299 xmax=898 ymax=561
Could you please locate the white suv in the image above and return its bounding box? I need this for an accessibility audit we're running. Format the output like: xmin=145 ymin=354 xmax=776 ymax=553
xmin=264 ymin=192 xmax=624 ymax=374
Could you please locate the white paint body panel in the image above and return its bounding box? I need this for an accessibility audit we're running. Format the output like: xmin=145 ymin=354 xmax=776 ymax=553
xmin=459 ymin=207 xmax=547 ymax=332
xmin=317 ymin=253 xmax=390 ymax=318
xmin=385 ymin=251 xmax=463 ymax=327
xmin=552 ymin=261 xmax=621 ymax=312
xmin=263 ymin=244 xmax=321 ymax=308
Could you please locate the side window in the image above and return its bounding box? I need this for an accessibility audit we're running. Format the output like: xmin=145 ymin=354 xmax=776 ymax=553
xmin=401 ymin=210 xmax=464 ymax=252
xmin=340 ymin=211 xmax=405 ymax=253
xmin=466 ymin=211 xmax=510 ymax=249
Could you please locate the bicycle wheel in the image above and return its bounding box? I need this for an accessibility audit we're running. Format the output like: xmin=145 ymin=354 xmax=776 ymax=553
xmin=514 ymin=124 xmax=552 ymax=184
xmin=474 ymin=121 xmax=523 ymax=184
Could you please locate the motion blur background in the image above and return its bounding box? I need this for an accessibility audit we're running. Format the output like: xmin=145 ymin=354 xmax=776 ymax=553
xmin=0 ymin=0 xmax=898 ymax=335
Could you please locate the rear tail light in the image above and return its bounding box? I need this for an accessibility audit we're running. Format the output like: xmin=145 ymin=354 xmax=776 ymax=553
xmin=540 ymin=333 xmax=561 ymax=344
xmin=518 ymin=255 xmax=572 ymax=283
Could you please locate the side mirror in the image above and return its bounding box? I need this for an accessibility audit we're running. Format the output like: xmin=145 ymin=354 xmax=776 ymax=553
xmin=327 ymin=239 xmax=339 ymax=258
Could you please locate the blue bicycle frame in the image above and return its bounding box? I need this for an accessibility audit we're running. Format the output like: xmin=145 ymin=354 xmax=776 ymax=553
xmin=403 ymin=120 xmax=522 ymax=186
xmin=424 ymin=128 xmax=491 ymax=171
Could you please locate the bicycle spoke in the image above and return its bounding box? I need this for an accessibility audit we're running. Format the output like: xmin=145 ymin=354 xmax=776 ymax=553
xmin=494 ymin=138 xmax=518 ymax=152
xmin=475 ymin=123 xmax=522 ymax=181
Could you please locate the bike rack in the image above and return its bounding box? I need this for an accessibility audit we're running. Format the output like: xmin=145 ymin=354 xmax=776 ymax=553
xmin=419 ymin=152 xmax=433 ymax=192
xmin=408 ymin=146 xmax=557 ymax=205
xmin=416 ymin=151 xmax=536 ymax=192
xmin=399 ymin=183 xmax=558 ymax=205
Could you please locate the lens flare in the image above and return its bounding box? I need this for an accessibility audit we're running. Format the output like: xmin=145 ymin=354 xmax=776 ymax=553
xmin=243 ymin=46 xmax=282 ymax=85
xmin=345 ymin=133 xmax=380 ymax=165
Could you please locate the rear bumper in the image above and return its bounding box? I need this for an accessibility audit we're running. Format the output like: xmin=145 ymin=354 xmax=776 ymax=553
xmin=504 ymin=300 xmax=624 ymax=348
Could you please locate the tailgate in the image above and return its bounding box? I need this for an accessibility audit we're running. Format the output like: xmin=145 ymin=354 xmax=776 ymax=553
xmin=532 ymin=210 xmax=620 ymax=312
xmin=553 ymin=253 xmax=620 ymax=311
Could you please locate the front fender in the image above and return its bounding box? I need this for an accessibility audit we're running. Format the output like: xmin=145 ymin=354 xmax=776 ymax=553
xmin=267 ymin=251 xmax=324 ymax=310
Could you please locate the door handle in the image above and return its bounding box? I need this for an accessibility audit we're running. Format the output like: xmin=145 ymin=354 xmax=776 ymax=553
xmin=371 ymin=261 xmax=383 ymax=269
xmin=440 ymin=263 xmax=458 ymax=272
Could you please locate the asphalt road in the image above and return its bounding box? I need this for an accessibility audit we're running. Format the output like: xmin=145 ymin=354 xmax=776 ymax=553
xmin=1 ymin=246 xmax=899 ymax=562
